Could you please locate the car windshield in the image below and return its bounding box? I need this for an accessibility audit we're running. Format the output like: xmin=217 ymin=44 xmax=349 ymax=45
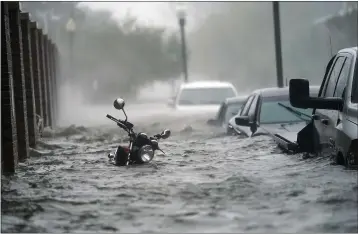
xmin=178 ymin=87 xmax=236 ymax=105
xmin=260 ymin=100 xmax=313 ymax=124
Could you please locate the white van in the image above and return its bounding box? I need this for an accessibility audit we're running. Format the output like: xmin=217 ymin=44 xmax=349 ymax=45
xmin=168 ymin=81 xmax=238 ymax=113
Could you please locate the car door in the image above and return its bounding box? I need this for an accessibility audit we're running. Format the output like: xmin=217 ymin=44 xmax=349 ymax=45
xmin=313 ymin=53 xmax=352 ymax=147
xmin=247 ymin=94 xmax=260 ymax=135
xmin=336 ymin=53 xmax=358 ymax=160
xmin=235 ymin=94 xmax=255 ymax=136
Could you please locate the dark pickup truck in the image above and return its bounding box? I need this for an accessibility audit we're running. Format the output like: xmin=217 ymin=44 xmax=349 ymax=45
xmin=288 ymin=46 xmax=358 ymax=168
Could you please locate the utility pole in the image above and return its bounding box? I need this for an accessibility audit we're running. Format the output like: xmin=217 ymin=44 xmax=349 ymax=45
xmin=177 ymin=9 xmax=188 ymax=83
xmin=66 ymin=6 xmax=76 ymax=83
xmin=273 ymin=1 xmax=284 ymax=88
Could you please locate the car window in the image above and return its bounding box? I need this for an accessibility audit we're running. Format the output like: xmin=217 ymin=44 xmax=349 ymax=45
xmin=318 ymin=55 xmax=337 ymax=97
xmin=260 ymin=100 xmax=313 ymax=124
xmin=178 ymin=87 xmax=236 ymax=105
xmin=323 ymin=56 xmax=346 ymax=97
xmin=240 ymin=95 xmax=254 ymax=116
xmin=353 ymin=78 xmax=358 ymax=103
xmin=248 ymin=95 xmax=259 ymax=119
xmin=352 ymin=57 xmax=358 ymax=103
xmin=334 ymin=57 xmax=352 ymax=98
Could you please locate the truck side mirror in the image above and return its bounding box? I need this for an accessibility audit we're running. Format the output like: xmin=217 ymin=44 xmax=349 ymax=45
xmin=235 ymin=116 xmax=251 ymax=127
xmin=289 ymin=79 xmax=310 ymax=108
xmin=289 ymin=79 xmax=343 ymax=111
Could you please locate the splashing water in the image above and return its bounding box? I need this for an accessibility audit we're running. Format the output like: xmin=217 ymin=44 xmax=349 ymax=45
xmin=2 ymin=103 xmax=357 ymax=233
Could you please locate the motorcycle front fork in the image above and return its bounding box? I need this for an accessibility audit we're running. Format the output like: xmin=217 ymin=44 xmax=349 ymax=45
xmin=126 ymin=141 xmax=133 ymax=166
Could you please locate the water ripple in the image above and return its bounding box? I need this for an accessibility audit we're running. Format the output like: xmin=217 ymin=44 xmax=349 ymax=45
xmin=2 ymin=114 xmax=357 ymax=233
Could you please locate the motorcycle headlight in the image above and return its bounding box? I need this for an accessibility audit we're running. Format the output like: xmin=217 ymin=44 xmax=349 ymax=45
xmin=138 ymin=145 xmax=154 ymax=163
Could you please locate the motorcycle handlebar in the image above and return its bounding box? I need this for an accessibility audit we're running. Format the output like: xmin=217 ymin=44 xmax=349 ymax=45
xmin=106 ymin=114 xmax=128 ymax=130
xmin=152 ymin=134 xmax=161 ymax=139
xmin=106 ymin=114 xmax=120 ymax=124
xmin=153 ymin=130 xmax=171 ymax=140
xmin=106 ymin=114 xmax=134 ymax=131
xmin=106 ymin=115 xmax=168 ymax=140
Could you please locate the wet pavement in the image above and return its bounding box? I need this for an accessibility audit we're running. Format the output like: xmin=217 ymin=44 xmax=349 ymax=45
xmin=1 ymin=105 xmax=357 ymax=233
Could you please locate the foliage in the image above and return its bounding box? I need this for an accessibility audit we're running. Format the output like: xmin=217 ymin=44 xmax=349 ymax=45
xmin=20 ymin=1 xmax=345 ymax=101
xmin=20 ymin=2 xmax=182 ymax=102
xmin=188 ymin=2 xmax=343 ymax=91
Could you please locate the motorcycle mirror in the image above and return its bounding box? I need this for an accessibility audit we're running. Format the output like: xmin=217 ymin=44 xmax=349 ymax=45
xmin=160 ymin=129 xmax=171 ymax=139
xmin=113 ymin=98 xmax=125 ymax=110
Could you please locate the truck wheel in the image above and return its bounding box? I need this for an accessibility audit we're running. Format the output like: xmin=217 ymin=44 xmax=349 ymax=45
xmin=345 ymin=143 xmax=358 ymax=169
xmin=335 ymin=152 xmax=345 ymax=166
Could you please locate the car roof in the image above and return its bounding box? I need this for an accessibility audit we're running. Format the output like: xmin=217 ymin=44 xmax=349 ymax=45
xmin=180 ymin=80 xmax=235 ymax=89
xmin=252 ymin=85 xmax=320 ymax=98
xmin=252 ymin=87 xmax=289 ymax=97
xmin=338 ymin=47 xmax=357 ymax=54
xmin=225 ymin=95 xmax=248 ymax=105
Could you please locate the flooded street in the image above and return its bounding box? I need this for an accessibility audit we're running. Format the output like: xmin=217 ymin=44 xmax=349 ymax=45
xmin=1 ymin=104 xmax=357 ymax=233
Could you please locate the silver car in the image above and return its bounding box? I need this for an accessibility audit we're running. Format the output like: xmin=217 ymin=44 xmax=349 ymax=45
xmin=207 ymin=95 xmax=248 ymax=133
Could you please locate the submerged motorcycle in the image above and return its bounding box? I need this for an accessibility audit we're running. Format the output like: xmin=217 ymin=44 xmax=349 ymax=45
xmin=107 ymin=98 xmax=171 ymax=166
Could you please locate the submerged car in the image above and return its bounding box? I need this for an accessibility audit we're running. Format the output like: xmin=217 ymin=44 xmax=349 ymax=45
xmin=229 ymin=86 xmax=320 ymax=139
xmin=168 ymin=81 xmax=238 ymax=113
xmin=289 ymin=47 xmax=358 ymax=167
xmin=207 ymin=95 xmax=248 ymax=132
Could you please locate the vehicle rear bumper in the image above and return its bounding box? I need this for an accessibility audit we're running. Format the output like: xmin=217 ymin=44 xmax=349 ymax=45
xmin=271 ymin=133 xmax=300 ymax=153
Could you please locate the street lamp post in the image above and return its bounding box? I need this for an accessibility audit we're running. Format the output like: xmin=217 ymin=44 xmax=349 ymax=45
xmin=66 ymin=18 xmax=76 ymax=82
xmin=176 ymin=8 xmax=189 ymax=83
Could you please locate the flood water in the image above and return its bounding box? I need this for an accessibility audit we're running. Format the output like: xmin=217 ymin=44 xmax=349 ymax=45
xmin=1 ymin=103 xmax=357 ymax=233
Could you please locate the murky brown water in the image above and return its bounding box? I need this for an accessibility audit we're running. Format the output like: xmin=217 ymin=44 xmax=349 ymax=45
xmin=2 ymin=105 xmax=357 ymax=233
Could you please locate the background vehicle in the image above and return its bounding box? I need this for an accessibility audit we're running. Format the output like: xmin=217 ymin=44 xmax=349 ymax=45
xmin=168 ymin=81 xmax=238 ymax=113
xmin=207 ymin=95 xmax=248 ymax=133
xmin=289 ymin=47 xmax=358 ymax=168
xmin=231 ymin=86 xmax=319 ymax=139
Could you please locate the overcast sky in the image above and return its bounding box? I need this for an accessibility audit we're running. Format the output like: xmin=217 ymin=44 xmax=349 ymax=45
xmin=79 ymin=1 xmax=208 ymax=33
xmin=80 ymin=2 xmax=180 ymax=28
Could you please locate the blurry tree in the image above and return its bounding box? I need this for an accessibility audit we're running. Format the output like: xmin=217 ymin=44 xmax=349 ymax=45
xmin=20 ymin=2 xmax=182 ymax=103
xmin=188 ymin=2 xmax=342 ymax=92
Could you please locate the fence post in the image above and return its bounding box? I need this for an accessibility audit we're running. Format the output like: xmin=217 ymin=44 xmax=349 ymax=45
xmin=53 ymin=45 xmax=60 ymax=125
xmin=38 ymin=29 xmax=49 ymax=127
xmin=8 ymin=1 xmax=29 ymax=161
xmin=44 ymin=36 xmax=53 ymax=127
xmin=20 ymin=12 xmax=37 ymax=148
xmin=54 ymin=44 xmax=58 ymax=126
xmin=49 ymin=42 xmax=57 ymax=126
xmin=30 ymin=22 xmax=43 ymax=136
xmin=1 ymin=2 xmax=18 ymax=173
